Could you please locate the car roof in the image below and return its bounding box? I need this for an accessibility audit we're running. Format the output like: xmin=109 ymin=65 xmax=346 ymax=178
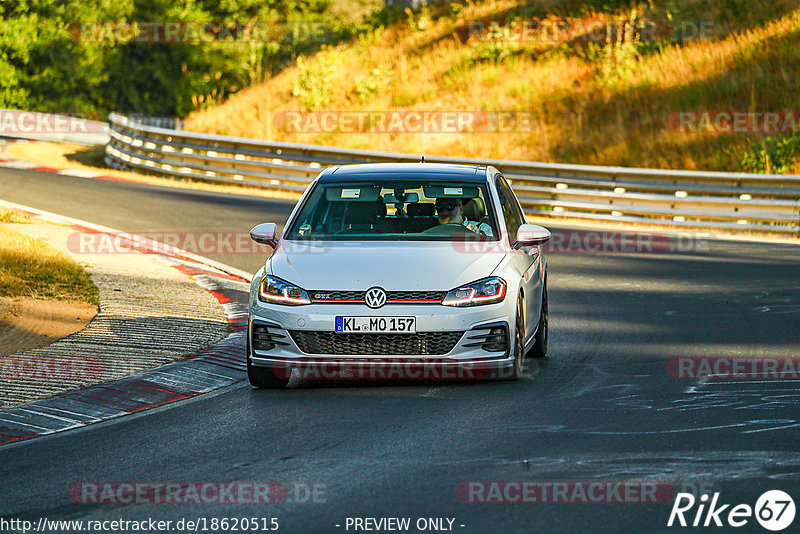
xmin=319 ymin=163 xmax=488 ymax=183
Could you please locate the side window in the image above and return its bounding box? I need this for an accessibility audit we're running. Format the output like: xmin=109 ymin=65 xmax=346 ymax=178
xmin=501 ymin=176 xmax=527 ymax=226
xmin=495 ymin=174 xmax=523 ymax=239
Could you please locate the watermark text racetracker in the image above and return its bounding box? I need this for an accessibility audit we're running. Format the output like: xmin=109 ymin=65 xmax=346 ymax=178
xmin=538 ymin=230 xmax=709 ymax=254
xmin=69 ymin=481 xmax=326 ymax=504
xmin=68 ymin=231 xmax=282 ymax=256
xmin=669 ymin=111 xmax=800 ymax=134
xmin=454 ymin=230 xmax=710 ymax=254
xmin=1 ymin=355 xmax=103 ymax=381
xmin=0 ymin=110 xmax=106 ymax=134
xmin=456 ymin=481 xmax=674 ymax=503
xmin=273 ymin=111 xmax=537 ymax=134
xmin=71 ymin=21 xmax=333 ymax=44
xmin=271 ymin=361 xmax=513 ymax=381
xmin=462 ymin=18 xmax=714 ymax=44
xmin=668 ymin=357 xmax=800 ymax=380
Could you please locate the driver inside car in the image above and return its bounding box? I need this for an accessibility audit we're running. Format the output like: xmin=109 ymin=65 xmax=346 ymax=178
xmin=434 ymin=197 xmax=493 ymax=236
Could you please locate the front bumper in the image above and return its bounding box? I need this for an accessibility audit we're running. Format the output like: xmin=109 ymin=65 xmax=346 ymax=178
xmin=247 ymin=300 xmax=516 ymax=371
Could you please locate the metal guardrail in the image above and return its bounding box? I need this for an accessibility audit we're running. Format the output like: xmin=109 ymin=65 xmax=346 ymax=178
xmin=106 ymin=112 xmax=800 ymax=234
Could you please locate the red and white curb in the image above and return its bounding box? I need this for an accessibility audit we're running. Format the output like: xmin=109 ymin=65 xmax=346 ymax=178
xmin=0 ymin=141 xmax=168 ymax=187
xmin=0 ymin=200 xmax=257 ymax=447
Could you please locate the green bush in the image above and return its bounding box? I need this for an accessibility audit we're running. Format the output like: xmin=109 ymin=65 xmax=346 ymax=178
xmin=0 ymin=0 xmax=340 ymax=117
xmin=741 ymin=135 xmax=800 ymax=174
xmin=354 ymin=67 xmax=392 ymax=101
xmin=291 ymin=54 xmax=334 ymax=109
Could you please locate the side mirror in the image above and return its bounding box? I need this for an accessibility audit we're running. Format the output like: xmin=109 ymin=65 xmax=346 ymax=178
xmin=513 ymin=224 xmax=550 ymax=249
xmin=250 ymin=223 xmax=279 ymax=248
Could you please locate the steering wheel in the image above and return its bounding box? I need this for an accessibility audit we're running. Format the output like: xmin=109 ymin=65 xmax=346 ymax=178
xmin=420 ymin=223 xmax=474 ymax=237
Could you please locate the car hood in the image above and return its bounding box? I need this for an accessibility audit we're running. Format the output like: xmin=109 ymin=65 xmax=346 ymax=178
xmin=268 ymin=240 xmax=506 ymax=291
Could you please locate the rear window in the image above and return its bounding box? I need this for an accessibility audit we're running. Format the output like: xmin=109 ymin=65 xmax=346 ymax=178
xmin=284 ymin=179 xmax=498 ymax=241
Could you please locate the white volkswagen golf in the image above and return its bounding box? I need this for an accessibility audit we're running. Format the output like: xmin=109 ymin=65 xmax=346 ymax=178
xmin=247 ymin=163 xmax=550 ymax=388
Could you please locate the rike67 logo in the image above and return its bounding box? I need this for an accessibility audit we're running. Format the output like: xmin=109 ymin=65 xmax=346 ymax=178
xmin=668 ymin=490 xmax=795 ymax=531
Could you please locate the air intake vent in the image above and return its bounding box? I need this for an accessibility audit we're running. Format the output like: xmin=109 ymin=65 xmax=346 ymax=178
xmin=251 ymin=323 xmax=290 ymax=352
xmin=288 ymin=331 xmax=463 ymax=355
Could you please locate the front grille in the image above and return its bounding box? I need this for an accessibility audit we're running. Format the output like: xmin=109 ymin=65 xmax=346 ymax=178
xmin=289 ymin=331 xmax=464 ymax=355
xmin=309 ymin=290 xmax=446 ymax=303
xmin=387 ymin=290 xmax=446 ymax=302
xmin=310 ymin=290 xmax=364 ymax=301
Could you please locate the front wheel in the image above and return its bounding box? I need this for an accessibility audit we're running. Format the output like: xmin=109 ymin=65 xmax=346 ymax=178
xmin=246 ymin=336 xmax=289 ymax=389
xmin=507 ymin=295 xmax=526 ymax=380
xmin=528 ymin=278 xmax=548 ymax=359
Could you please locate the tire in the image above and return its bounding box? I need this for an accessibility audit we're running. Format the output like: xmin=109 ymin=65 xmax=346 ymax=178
xmin=528 ymin=278 xmax=548 ymax=359
xmin=508 ymin=295 xmax=526 ymax=380
xmin=246 ymin=336 xmax=290 ymax=389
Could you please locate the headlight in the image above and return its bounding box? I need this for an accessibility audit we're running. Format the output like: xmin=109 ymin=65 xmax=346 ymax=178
xmin=442 ymin=276 xmax=506 ymax=307
xmin=259 ymin=275 xmax=311 ymax=305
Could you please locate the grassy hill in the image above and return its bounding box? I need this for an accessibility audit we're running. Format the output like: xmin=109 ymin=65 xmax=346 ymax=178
xmin=185 ymin=0 xmax=800 ymax=173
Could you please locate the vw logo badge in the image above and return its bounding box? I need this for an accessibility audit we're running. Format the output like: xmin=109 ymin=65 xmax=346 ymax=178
xmin=364 ymin=287 xmax=387 ymax=309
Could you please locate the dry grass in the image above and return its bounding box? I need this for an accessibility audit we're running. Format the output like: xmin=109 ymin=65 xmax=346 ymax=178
xmin=186 ymin=0 xmax=800 ymax=173
xmin=0 ymin=209 xmax=31 ymax=224
xmin=0 ymin=217 xmax=98 ymax=305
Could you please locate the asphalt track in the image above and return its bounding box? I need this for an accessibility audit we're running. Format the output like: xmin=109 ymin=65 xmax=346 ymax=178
xmin=1 ymin=167 xmax=800 ymax=533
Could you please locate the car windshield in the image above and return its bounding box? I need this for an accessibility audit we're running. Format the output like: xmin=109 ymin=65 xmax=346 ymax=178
xmin=284 ymin=179 xmax=499 ymax=241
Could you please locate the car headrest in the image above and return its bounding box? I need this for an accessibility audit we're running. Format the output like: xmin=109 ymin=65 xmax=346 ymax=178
xmin=463 ymin=197 xmax=485 ymax=221
xmin=407 ymin=203 xmax=435 ymax=217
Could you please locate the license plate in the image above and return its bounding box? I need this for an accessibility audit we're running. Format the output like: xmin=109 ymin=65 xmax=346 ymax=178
xmin=335 ymin=316 xmax=416 ymax=333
